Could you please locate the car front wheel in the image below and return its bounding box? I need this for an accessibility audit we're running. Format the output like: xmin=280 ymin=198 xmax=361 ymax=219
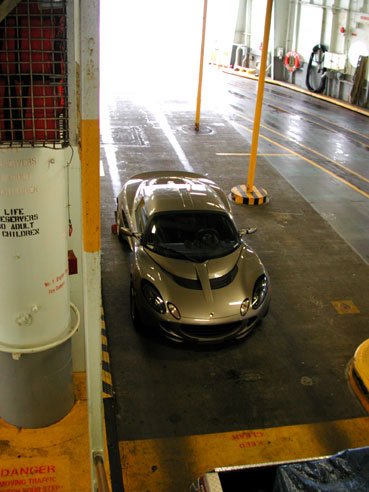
xmin=117 ymin=211 xmax=125 ymax=242
xmin=130 ymin=283 xmax=142 ymax=330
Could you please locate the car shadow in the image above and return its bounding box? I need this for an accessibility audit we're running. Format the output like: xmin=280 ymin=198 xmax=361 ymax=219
xmin=135 ymin=319 xmax=262 ymax=356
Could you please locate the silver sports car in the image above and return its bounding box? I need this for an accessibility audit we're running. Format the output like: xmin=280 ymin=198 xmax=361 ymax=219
xmin=116 ymin=171 xmax=270 ymax=343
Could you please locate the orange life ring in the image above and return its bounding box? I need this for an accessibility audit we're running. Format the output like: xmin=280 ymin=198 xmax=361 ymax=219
xmin=284 ymin=51 xmax=300 ymax=72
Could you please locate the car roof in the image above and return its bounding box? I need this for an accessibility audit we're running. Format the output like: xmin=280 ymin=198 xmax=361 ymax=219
xmin=136 ymin=175 xmax=231 ymax=218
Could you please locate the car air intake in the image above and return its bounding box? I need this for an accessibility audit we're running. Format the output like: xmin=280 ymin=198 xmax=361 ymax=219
xmin=170 ymin=265 xmax=238 ymax=290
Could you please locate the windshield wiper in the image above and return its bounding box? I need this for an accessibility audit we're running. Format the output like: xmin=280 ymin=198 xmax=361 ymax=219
xmin=145 ymin=243 xmax=201 ymax=262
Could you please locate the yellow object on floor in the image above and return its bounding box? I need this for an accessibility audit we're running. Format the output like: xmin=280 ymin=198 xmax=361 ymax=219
xmin=354 ymin=340 xmax=369 ymax=391
xmin=350 ymin=339 xmax=369 ymax=413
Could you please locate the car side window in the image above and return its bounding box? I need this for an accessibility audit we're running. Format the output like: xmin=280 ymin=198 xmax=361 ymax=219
xmin=135 ymin=199 xmax=148 ymax=232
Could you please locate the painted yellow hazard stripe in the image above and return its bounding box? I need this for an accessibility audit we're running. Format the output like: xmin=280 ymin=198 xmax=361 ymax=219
xmin=231 ymin=184 xmax=267 ymax=205
xmin=101 ymin=309 xmax=113 ymax=398
xmin=216 ymin=152 xmax=292 ymax=156
xmin=252 ymin=187 xmax=263 ymax=199
xmin=102 ymin=349 xmax=110 ymax=363
xmin=80 ymin=118 xmax=101 ymax=253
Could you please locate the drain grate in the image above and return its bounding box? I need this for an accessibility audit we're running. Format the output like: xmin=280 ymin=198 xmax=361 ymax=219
xmin=181 ymin=124 xmax=214 ymax=135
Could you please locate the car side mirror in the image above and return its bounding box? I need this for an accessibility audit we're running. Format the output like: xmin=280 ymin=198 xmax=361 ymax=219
xmin=119 ymin=226 xmax=133 ymax=237
xmin=120 ymin=227 xmax=142 ymax=240
xmin=239 ymin=226 xmax=257 ymax=237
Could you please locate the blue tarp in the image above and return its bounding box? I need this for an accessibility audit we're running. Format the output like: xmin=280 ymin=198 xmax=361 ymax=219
xmin=273 ymin=447 xmax=369 ymax=492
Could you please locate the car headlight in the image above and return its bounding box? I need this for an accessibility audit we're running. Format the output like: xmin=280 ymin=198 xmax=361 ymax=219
xmin=252 ymin=274 xmax=268 ymax=309
xmin=167 ymin=303 xmax=181 ymax=320
xmin=240 ymin=298 xmax=250 ymax=316
xmin=141 ymin=280 xmax=166 ymax=314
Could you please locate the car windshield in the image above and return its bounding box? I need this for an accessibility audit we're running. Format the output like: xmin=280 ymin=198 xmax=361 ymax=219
xmin=142 ymin=211 xmax=240 ymax=261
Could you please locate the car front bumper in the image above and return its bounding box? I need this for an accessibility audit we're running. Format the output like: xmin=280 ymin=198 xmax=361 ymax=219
xmin=159 ymin=317 xmax=258 ymax=343
xmin=137 ymin=294 xmax=270 ymax=344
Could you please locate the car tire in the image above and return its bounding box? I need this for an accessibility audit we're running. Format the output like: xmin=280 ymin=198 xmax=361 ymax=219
xmin=130 ymin=283 xmax=143 ymax=331
xmin=117 ymin=211 xmax=124 ymax=242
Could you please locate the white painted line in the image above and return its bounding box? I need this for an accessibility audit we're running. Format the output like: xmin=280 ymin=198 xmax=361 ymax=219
xmin=100 ymin=160 xmax=105 ymax=176
xmin=100 ymin=98 xmax=122 ymax=197
xmin=151 ymin=105 xmax=194 ymax=173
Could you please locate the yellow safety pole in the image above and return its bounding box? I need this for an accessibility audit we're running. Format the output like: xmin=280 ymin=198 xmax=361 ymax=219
xmin=195 ymin=0 xmax=208 ymax=132
xmin=80 ymin=1 xmax=105 ymax=490
xmin=231 ymin=0 xmax=273 ymax=205
xmin=247 ymin=0 xmax=273 ymax=191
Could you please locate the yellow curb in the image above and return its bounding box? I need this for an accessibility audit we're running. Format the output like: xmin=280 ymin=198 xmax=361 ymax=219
xmin=221 ymin=68 xmax=369 ymax=117
xmin=101 ymin=308 xmax=114 ymax=399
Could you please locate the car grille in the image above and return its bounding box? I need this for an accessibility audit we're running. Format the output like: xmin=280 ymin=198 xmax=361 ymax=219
xmin=161 ymin=320 xmax=242 ymax=339
xmin=170 ymin=265 xmax=238 ymax=290
xmin=180 ymin=322 xmax=241 ymax=338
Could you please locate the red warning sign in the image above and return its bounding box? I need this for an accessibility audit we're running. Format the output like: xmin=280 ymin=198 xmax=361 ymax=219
xmin=0 ymin=458 xmax=70 ymax=492
xmin=232 ymin=430 xmax=264 ymax=449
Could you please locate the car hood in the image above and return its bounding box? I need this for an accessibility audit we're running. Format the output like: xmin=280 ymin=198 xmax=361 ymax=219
xmin=146 ymin=247 xmax=242 ymax=281
xmin=138 ymin=244 xmax=266 ymax=320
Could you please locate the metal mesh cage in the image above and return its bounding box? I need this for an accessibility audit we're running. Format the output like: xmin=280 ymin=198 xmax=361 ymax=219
xmin=0 ymin=0 xmax=68 ymax=148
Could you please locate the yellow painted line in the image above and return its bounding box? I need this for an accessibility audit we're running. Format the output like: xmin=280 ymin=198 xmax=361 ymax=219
xmin=216 ymin=152 xmax=292 ymax=156
xmin=233 ymin=111 xmax=369 ymax=186
xmin=265 ymin=101 xmax=369 ymax=146
xmin=233 ymin=121 xmax=369 ymax=200
xmin=119 ymin=417 xmax=369 ymax=492
xmin=231 ymin=81 xmax=369 ymax=144
xmin=222 ymin=68 xmax=369 ymax=117
xmin=80 ymin=118 xmax=101 ymax=253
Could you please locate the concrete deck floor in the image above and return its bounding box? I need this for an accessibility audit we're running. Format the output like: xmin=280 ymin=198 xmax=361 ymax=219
xmin=100 ymin=69 xmax=369 ymax=490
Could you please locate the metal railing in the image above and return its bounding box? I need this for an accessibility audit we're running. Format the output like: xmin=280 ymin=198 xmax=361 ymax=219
xmin=0 ymin=0 xmax=69 ymax=148
xmin=94 ymin=455 xmax=110 ymax=492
